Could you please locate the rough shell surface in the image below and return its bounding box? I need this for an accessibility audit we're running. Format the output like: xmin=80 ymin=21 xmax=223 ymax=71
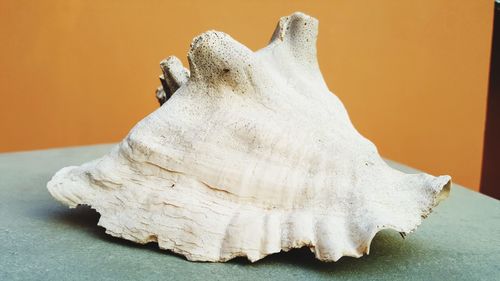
xmin=47 ymin=12 xmax=451 ymax=262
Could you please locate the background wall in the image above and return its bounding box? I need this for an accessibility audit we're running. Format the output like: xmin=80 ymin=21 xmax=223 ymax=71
xmin=0 ymin=0 xmax=492 ymax=190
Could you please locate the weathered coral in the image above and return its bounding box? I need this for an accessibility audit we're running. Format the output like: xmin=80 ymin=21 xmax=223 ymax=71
xmin=47 ymin=12 xmax=451 ymax=262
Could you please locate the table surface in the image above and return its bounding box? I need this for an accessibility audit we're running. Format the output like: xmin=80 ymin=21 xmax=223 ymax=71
xmin=0 ymin=144 xmax=498 ymax=281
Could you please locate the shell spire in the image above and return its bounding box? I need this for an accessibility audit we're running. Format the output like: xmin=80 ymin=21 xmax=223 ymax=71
xmin=270 ymin=12 xmax=319 ymax=57
xmin=266 ymin=12 xmax=324 ymax=86
xmin=155 ymin=56 xmax=189 ymax=105
xmin=187 ymin=31 xmax=255 ymax=91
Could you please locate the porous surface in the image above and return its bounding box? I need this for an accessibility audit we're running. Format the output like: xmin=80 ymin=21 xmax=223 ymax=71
xmin=47 ymin=12 xmax=451 ymax=262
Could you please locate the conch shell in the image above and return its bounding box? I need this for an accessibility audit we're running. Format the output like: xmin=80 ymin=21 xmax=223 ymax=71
xmin=47 ymin=12 xmax=451 ymax=262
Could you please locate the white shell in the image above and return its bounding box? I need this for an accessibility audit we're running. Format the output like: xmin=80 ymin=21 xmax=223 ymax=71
xmin=47 ymin=12 xmax=451 ymax=262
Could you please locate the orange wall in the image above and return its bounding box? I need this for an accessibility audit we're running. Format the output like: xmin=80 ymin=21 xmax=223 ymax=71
xmin=0 ymin=0 xmax=492 ymax=190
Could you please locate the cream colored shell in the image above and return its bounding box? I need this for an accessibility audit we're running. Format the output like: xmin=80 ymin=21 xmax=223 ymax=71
xmin=47 ymin=12 xmax=451 ymax=262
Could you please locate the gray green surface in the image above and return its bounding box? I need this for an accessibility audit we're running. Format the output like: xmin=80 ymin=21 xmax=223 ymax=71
xmin=0 ymin=144 xmax=499 ymax=281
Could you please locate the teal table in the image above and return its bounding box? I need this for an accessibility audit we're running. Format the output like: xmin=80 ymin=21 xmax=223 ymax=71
xmin=1 ymin=144 xmax=499 ymax=280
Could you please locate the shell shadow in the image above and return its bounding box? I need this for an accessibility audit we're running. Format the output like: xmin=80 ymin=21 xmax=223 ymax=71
xmin=47 ymin=205 xmax=185 ymax=260
xmin=48 ymin=205 xmax=422 ymax=272
xmin=228 ymin=235 xmax=406 ymax=274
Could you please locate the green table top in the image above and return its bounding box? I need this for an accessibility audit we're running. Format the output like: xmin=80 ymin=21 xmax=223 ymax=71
xmin=0 ymin=144 xmax=499 ymax=281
